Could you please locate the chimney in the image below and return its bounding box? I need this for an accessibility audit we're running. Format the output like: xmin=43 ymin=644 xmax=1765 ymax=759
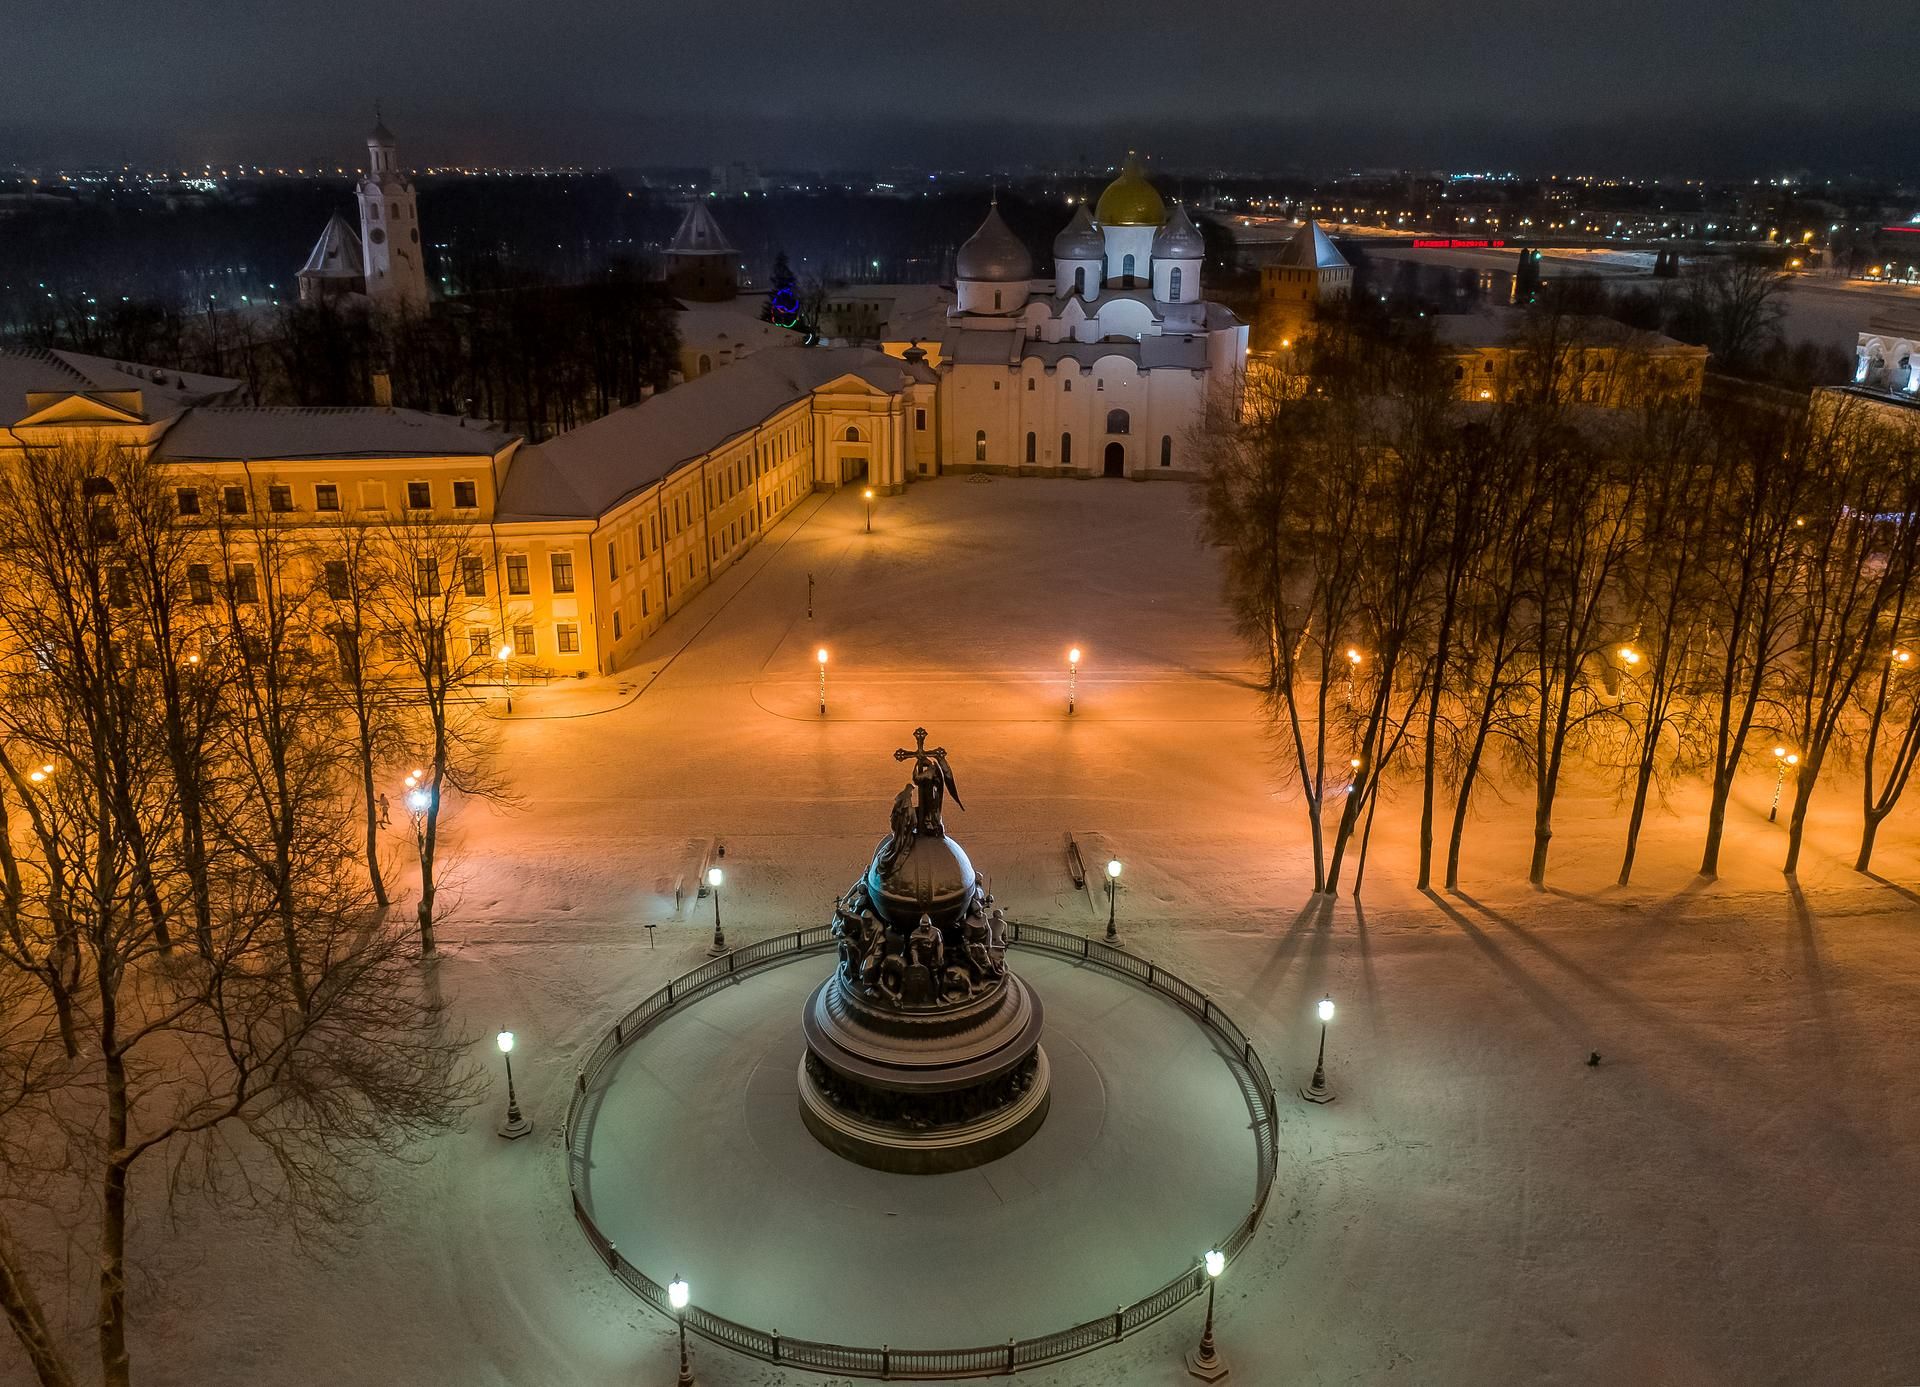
xmin=371 ymin=370 xmax=393 ymax=408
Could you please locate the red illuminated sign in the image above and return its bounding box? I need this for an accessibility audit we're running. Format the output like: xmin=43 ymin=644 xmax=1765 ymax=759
xmin=1882 ymin=226 xmax=1920 ymax=234
xmin=1410 ymin=238 xmax=1507 ymax=249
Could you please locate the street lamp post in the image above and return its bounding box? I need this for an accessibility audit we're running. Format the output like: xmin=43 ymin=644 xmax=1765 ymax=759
xmin=668 ymin=1275 xmax=694 ymax=1386
xmin=1302 ymin=994 xmax=1336 ymax=1104
xmin=497 ymin=643 xmax=513 ymax=714
xmin=1068 ymin=647 xmax=1080 ymax=715
xmin=1185 ymin=1249 xmax=1229 ymax=1381
xmin=496 ymin=1029 xmax=530 ymax=1139
xmin=863 ymin=487 xmax=874 ymax=534
xmin=705 ymin=866 xmax=726 ymax=955
xmin=1770 ymin=745 xmax=1799 ymax=823
xmin=817 ymin=647 xmax=828 ymax=716
xmin=1104 ymin=858 xmax=1122 ymax=943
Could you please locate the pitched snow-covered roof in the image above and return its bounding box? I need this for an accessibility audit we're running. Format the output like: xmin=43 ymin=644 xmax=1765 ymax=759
xmin=156 ymin=407 xmax=516 ymax=462
xmin=0 ymin=347 xmax=242 ymax=426
xmin=496 ymin=347 xmax=933 ymax=522
xmin=1275 ymin=220 xmax=1351 ymax=271
xmin=668 ymin=202 xmax=735 ymax=255
xmin=300 ymin=214 xmax=365 ymax=278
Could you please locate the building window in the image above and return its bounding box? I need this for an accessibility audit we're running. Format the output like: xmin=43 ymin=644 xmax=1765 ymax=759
xmin=1061 ymin=433 xmax=1073 ymax=467
xmin=453 ymin=480 xmax=478 ymax=509
xmin=1074 ymin=266 xmax=1086 ymax=295
xmin=416 ymin=559 xmax=440 ymax=596
xmin=505 ymin=554 xmax=529 ymax=595
xmin=465 ymin=628 xmax=490 ymax=657
xmin=1106 ymin=409 xmax=1130 ymax=435
xmin=231 ymin=562 xmax=258 ymax=604
xmin=613 ymin=611 xmax=623 ymax=640
xmin=1168 ymin=267 xmax=1182 ymax=299
xmin=1025 ymin=432 xmax=1037 ymax=464
xmin=175 ymin=487 xmax=201 ymax=516
xmin=974 ymin=430 xmax=987 ymax=463
xmin=1026 ymin=378 xmax=1035 ymax=391
xmin=915 ymin=408 xmax=927 ymax=430
xmin=844 ymin=426 xmax=860 ymax=442
xmin=641 ymin=590 xmax=649 ymax=617
xmin=1064 ymin=379 xmax=1072 ymax=393
xmin=993 ymin=291 xmax=1001 ymax=310
xmin=407 ymin=481 xmax=432 ymax=510
xmin=222 ymin=485 xmax=247 ymax=515
xmin=550 ymin=552 xmax=575 ymax=593
xmin=315 ymin=483 xmax=340 ymax=512
xmin=1122 ymin=252 xmax=1135 ymax=281
xmin=325 ymin=560 xmax=350 ymax=599
xmin=1160 ymin=435 xmax=1173 ymax=468
xmin=187 ymin=563 xmax=213 ymax=605
xmin=269 ymin=484 xmax=294 ymax=513
xmin=608 ymin=541 xmax=619 ymax=580
xmin=106 ymin=567 xmax=131 ymax=608
xmin=1096 ymin=378 xmax=1105 ymax=391
xmin=557 ymin=624 xmax=580 ymax=654
xmin=461 ymin=555 xmax=486 ymax=597
xmin=514 ymin=624 xmax=535 ymax=656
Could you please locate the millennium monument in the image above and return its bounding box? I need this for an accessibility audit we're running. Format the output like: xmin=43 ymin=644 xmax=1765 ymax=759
xmin=799 ymin=730 xmax=1051 ymax=1172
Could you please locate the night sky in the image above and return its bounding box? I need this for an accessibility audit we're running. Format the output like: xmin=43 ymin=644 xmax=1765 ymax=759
xmin=6 ymin=0 xmax=1911 ymax=175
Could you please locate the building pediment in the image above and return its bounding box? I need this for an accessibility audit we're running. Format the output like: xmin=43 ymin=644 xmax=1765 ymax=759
xmin=16 ymin=391 xmax=149 ymax=428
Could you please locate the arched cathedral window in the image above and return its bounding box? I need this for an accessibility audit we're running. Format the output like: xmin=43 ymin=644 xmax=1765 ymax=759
xmin=1168 ymin=267 xmax=1182 ymax=300
xmin=975 ymin=431 xmax=987 ymax=462
xmin=1025 ymin=432 xmax=1036 ymax=464
xmin=1122 ymin=253 xmax=1136 ymax=282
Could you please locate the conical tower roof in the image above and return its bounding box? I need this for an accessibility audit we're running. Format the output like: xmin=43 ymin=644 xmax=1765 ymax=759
xmin=669 ymin=202 xmax=735 ymax=255
xmin=1276 ymin=219 xmax=1350 ymax=271
xmin=300 ymin=214 xmax=365 ymax=277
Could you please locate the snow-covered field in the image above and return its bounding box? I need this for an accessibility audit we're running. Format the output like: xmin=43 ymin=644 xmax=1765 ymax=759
xmin=55 ymin=478 xmax=1920 ymax=1387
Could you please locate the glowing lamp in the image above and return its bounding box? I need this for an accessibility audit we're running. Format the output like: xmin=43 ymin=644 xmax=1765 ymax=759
xmin=497 ymin=645 xmax=512 ymax=660
xmin=1318 ymin=996 xmax=1335 ymax=1023
xmin=816 ymin=648 xmax=828 ymax=665
xmin=497 ymin=1030 xmax=514 ymax=1054
xmin=1347 ymin=648 xmax=1362 ymax=665
xmin=407 ymin=789 xmax=431 ymax=812
xmin=706 ymin=866 xmax=723 ymax=888
xmin=667 ymin=1276 xmax=690 ymax=1311
xmin=1204 ymin=1249 xmax=1225 ymax=1277
xmin=29 ymin=771 xmax=44 ymax=783
xmin=1069 ymin=647 xmax=1081 ymax=665
xmin=1106 ymin=858 xmax=1123 ymax=880
xmin=1618 ymin=646 xmax=1641 ymax=665
xmin=1786 ymin=753 xmax=1799 ymax=766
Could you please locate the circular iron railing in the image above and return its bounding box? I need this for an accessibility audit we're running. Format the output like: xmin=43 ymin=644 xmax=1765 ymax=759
xmin=563 ymin=922 xmax=1280 ymax=1379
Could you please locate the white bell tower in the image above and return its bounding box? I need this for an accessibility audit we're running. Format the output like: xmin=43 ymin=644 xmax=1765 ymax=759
xmin=357 ymin=113 xmax=429 ymax=309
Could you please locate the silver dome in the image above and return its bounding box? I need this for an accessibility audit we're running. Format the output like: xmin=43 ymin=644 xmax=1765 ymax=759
xmin=1152 ymin=203 xmax=1206 ymax=260
xmin=1052 ymin=204 xmax=1103 ymax=261
xmin=956 ymin=204 xmax=1034 ymax=283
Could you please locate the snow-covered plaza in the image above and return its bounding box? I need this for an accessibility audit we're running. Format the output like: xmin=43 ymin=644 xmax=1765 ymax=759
xmin=119 ymin=478 xmax=1920 ymax=1386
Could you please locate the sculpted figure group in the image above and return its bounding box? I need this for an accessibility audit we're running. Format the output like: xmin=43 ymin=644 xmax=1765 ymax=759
xmin=830 ymin=877 xmax=1010 ymax=1008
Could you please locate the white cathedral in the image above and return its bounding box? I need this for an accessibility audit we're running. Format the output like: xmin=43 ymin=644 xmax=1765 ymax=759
xmin=296 ymin=117 xmax=430 ymax=308
xmin=935 ymin=152 xmax=1248 ymax=479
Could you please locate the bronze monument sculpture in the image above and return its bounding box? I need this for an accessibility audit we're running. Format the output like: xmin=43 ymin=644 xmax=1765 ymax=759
xmin=799 ymin=730 xmax=1051 ymax=1173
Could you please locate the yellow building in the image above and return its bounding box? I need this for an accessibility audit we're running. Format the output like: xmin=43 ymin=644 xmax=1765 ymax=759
xmin=1 ymin=344 xmax=934 ymax=678
xmin=1431 ymin=310 xmax=1708 ymax=406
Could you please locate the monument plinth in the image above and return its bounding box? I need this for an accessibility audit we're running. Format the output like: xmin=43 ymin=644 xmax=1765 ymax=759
xmin=799 ymin=730 xmax=1050 ymax=1173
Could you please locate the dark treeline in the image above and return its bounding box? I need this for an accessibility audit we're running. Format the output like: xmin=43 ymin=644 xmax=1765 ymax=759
xmin=1204 ymin=299 xmax=1920 ymax=897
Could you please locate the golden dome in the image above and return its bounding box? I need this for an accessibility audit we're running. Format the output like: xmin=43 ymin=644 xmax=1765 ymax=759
xmin=1095 ymin=151 xmax=1166 ymax=227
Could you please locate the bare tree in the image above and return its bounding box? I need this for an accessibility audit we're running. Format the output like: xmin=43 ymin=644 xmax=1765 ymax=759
xmin=318 ymin=520 xmax=401 ymax=907
xmin=1779 ymin=406 xmax=1920 ymax=874
xmin=1614 ymin=404 xmax=1721 ymax=884
xmin=1696 ymin=404 xmax=1816 ymax=878
xmin=374 ymin=512 xmax=513 ymax=953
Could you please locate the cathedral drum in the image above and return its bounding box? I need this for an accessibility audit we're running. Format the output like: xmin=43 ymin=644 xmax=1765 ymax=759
xmin=798 ymin=730 xmax=1051 ymax=1173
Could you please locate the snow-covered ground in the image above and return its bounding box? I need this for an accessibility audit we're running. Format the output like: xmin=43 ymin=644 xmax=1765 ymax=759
xmin=41 ymin=478 xmax=1920 ymax=1387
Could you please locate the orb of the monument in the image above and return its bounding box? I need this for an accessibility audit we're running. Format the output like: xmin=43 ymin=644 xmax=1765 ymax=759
xmin=799 ymin=730 xmax=1051 ymax=1174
